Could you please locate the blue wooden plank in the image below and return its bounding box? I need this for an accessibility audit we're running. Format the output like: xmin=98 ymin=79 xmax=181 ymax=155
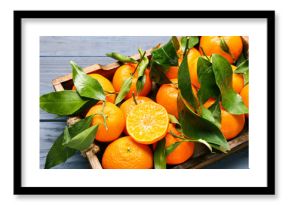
xmin=40 ymin=56 xmax=116 ymax=120
xmin=40 ymin=121 xmax=90 ymax=169
xmin=40 ymin=36 xmax=170 ymax=57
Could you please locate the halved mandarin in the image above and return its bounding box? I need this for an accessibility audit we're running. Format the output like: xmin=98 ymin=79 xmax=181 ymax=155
xmin=126 ymin=101 xmax=169 ymax=144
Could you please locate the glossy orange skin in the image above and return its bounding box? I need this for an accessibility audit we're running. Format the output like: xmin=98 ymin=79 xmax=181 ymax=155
xmin=220 ymin=109 xmax=245 ymax=140
xmin=165 ymin=57 xmax=183 ymax=79
xmin=189 ymin=57 xmax=200 ymax=88
xmin=188 ymin=47 xmax=201 ymax=65
xmin=165 ymin=124 xmax=195 ymax=165
xmin=72 ymin=73 xmax=116 ymax=103
xmin=240 ymin=84 xmax=249 ymax=108
xmin=102 ymin=136 xmax=153 ymax=169
xmin=112 ymin=64 xmax=152 ymax=99
xmin=165 ymin=66 xmax=179 ymax=79
xmin=203 ymin=98 xmax=216 ymax=109
xmin=187 ymin=48 xmax=201 ymax=88
xmin=156 ymin=80 xmax=179 ymax=118
xmin=156 ymin=79 xmax=197 ymax=119
xmin=85 ymin=102 xmax=125 ymax=142
xmin=231 ymin=65 xmax=244 ymax=93
xmin=199 ymin=36 xmax=243 ymax=64
xmin=120 ymin=96 xmax=152 ymax=135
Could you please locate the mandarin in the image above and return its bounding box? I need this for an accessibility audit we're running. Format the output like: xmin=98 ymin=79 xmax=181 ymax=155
xmin=85 ymin=102 xmax=125 ymax=142
xmin=112 ymin=63 xmax=151 ymax=99
xmin=102 ymin=136 xmax=153 ymax=169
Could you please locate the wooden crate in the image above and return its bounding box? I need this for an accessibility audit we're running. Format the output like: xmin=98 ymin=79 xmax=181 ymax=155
xmin=51 ymin=49 xmax=248 ymax=169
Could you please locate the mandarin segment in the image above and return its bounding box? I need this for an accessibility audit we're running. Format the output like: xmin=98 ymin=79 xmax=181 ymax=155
xmin=102 ymin=136 xmax=153 ymax=169
xmin=120 ymin=96 xmax=153 ymax=134
xmin=120 ymin=96 xmax=153 ymax=119
xmin=126 ymin=102 xmax=169 ymax=144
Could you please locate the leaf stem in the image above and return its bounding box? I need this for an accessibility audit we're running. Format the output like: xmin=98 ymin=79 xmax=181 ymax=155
xmin=104 ymin=91 xmax=118 ymax=95
xmin=99 ymin=101 xmax=108 ymax=130
xmin=132 ymin=50 xmax=147 ymax=75
xmin=200 ymin=46 xmax=211 ymax=62
xmin=183 ymin=37 xmax=190 ymax=58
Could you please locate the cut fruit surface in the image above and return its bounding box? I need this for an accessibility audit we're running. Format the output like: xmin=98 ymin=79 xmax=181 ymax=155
xmin=126 ymin=102 xmax=169 ymax=144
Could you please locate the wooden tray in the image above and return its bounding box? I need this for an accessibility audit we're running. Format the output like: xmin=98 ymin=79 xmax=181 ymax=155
xmin=51 ymin=49 xmax=248 ymax=169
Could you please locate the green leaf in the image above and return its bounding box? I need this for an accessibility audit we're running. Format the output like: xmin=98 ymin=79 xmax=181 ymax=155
xmin=154 ymin=138 xmax=166 ymax=169
xmin=44 ymin=115 xmax=94 ymax=169
xmin=181 ymin=36 xmax=199 ymax=53
xmin=165 ymin=141 xmax=182 ymax=156
xmin=178 ymin=96 xmax=230 ymax=153
xmin=243 ymin=70 xmax=249 ymax=85
xmin=234 ymin=59 xmax=249 ymax=86
xmin=136 ymin=75 xmax=147 ymax=94
xmin=197 ymin=57 xmax=220 ymax=104
xmin=149 ymin=61 xmax=172 ymax=84
xmin=44 ymin=133 xmax=77 ymax=169
xmin=136 ymin=49 xmax=149 ymax=78
xmin=236 ymin=52 xmax=247 ymax=66
xmin=220 ymin=37 xmax=230 ymax=54
xmin=178 ymin=54 xmax=199 ymax=111
xmin=211 ymin=54 xmax=248 ymax=114
xmin=200 ymin=98 xmax=221 ymax=128
xmin=168 ymin=114 xmax=180 ymax=126
xmin=195 ymin=139 xmax=213 ymax=152
xmin=136 ymin=49 xmax=149 ymax=93
xmin=40 ymin=90 xmax=89 ymax=116
xmin=115 ymin=76 xmax=133 ymax=105
xmin=208 ymin=98 xmax=221 ymax=127
xmin=234 ymin=59 xmax=249 ymax=74
xmin=151 ymin=36 xmax=180 ymax=67
xmin=149 ymin=36 xmax=180 ymax=84
xmin=71 ymin=61 xmax=106 ymax=101
xmin=62 ymin=126 xmax=71 ymax=145
xmin=63 ymin=125 xmax=98 ymax=151
xmin=200 ymin=106 xmax=218 ymax=129
xmin=106 ymin=52 xmax=138 ymax=64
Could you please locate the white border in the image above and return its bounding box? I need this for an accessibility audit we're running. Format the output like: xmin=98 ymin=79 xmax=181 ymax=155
xmin=22 ymin=18 xmax=268 ymax=187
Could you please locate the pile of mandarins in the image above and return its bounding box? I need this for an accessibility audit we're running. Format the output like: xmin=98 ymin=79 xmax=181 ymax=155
xmin=77 ymin=36 xmax=249 ymax=169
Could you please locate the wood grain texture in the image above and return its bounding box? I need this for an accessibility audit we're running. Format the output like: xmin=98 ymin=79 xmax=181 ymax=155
xmin=40 ymin=36 xmax=170 ymax=56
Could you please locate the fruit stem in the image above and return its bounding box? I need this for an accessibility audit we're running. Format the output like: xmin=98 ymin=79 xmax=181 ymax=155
xmin=95 ymin=101 xmax=108 ymax=130
xmin=169 ymin=130 xmax=185 ymax=140
xmin=132 ymin=92 xmax=138 ymax=105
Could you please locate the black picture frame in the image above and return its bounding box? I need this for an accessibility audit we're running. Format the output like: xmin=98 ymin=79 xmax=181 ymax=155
xmin=14 ymin=10 xmax=275 ymax=195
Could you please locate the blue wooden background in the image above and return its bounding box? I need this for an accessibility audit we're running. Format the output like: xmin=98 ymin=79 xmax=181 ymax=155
xmin=40 ymin=36 xmax=248 ymax=169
